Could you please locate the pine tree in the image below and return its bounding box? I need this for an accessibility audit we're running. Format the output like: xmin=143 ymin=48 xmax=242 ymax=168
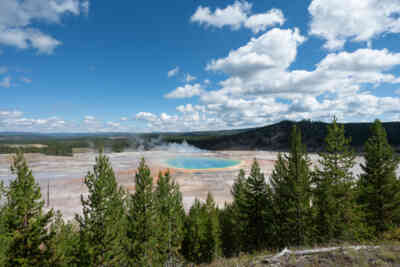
xmin=243 ymin=160 xmax=273 ymax=251
xmin=218 ymin=203 xmax=239 ymax=257
xmin=125 ymin=158 xmax=159 ymax=266
xmin=154 ymin=170 xmax=185 ymax=265
xmin=2 ymin=152 xmax=55 ymax=266
xmin=270 ymin=153 xmax=291 ymax=248
xmin=270 ymin=126 xmax=313 ymax=247
xmin=181 ymin=193 xmax=221 ymax=264
xmin=0 ymin=180 xmax=10 ymax=265
xmin=358 ymin=119 xmax=400 ymax=235
xmin=49 ymin=211 xmax=80 ymax=267
xmin=203 ymin=192 xmax=221 ymax=263
xmin=314 ymin=117 xmax=365 ymax=242
xmin=229 ymin=161 xmax=274 ymax=252
xmin=181 ymin=199 xmax=207 ymax=264
xmin=229 ymin=169 xmax=248 ymax=254
xmin=75 ymin=153 xmax=126 ymax=266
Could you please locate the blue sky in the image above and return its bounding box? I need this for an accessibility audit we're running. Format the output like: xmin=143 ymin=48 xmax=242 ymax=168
xmin=1 ymin=0 xmax=400 ymax=132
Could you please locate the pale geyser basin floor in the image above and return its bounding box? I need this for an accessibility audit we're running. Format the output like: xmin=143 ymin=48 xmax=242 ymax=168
xmin=1 ymin=151 xmax=399 ymax=221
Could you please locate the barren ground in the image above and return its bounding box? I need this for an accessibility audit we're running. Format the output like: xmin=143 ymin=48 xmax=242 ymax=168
xmin=0 ymin=151 xmax=399 ymax=221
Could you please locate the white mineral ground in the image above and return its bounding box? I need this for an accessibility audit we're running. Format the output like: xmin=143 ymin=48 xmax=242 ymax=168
xmin=0 ymin=151 xmax=399 ymax=221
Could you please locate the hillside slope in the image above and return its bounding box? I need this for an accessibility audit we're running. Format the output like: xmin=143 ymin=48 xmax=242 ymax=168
xmin=201 ymin=244 xmax=400 ymax=266
xmin=178 ymin=120 xmax=400 ymax=152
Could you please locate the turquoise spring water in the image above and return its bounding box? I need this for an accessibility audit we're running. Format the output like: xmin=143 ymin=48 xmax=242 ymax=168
xmin=166 ymin=157 xmax=240 ymax=170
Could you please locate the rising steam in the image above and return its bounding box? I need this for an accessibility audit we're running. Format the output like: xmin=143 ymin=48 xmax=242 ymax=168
xmin=152 ymin=140 xmax=204 ymax=153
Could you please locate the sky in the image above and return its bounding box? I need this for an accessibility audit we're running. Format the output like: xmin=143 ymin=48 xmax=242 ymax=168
xmin=1 ymin=0 xmax=400 ymax=133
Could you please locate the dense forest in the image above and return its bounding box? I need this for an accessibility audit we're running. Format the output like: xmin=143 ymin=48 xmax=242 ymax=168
xmin=168 ymin=120 xmax=400 ymax=152
xmin=0 ymin=119 xmax=399 ymax=266
xmin=0 ymin=140 xmax=89 ymax=156
xmin=0 ymin=138 xmax=130 ymax=156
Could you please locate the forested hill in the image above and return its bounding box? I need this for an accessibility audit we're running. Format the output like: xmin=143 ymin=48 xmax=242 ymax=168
xmin=2 ymin=120 xmax=400 ymax=153
xmin=168 ymin=120 xmax=400 ymax=152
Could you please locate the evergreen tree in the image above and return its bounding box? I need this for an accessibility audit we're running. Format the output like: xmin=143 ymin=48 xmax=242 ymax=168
xmin=269 ymin=153 xmax=291 ymax=248
xmin=181 ymin=199 xmax=207 ymax=264
xmin=358 ymin=119 xmax=400 ymax=235
xmin=243 ymin=160 xmax=273 ymax=251
xmin=229 ymin=169 xmax=248 ymax=253
xmin=314 ymin=117 xmax=365 ymax=242
xmin=125 ymin=158 xmax=160 ymax=266
xmin=270 ymin=126 xmax=313 ymax=247
xmin=229 ymin=161 xmax=274 ymax=253
xmin=154 ymin=170 xmax=185 ymax=265
xmin=181 ymin=193 xmax=221 ymax=264
xmin=2 ymin=152 xmax=55 ymax=266
xmin=0 ymin=180 xmax=10 ymax=265
xmin=75 ymin=153 xmax=126 ymax=266
xmin=49 ymin=211 xmax=80 ymax=267
xmin=203 ymin=192 xmax=221 ymax=262
xmin=218 ymin=203 xmax=239 ymax=257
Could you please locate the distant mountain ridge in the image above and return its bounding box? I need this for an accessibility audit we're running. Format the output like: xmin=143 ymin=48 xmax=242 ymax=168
xmin=177 ymin=120 xmax=400 ymax=152
xmin=2 ymin=120 xmax=400 ymax=152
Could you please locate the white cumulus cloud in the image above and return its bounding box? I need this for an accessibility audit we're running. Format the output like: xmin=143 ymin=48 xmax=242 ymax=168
xmin=206 ymin=28 xmax=305 ymax=75
xmin=309 ymin=0 xmax=400 ymax=50
xmin=0 ymin=110 xmax=23 ymax=118
xmin=0 ymin=0 xmax=89 ymax=54
xmin=244 ymin=9 xmax=285 ymax=34
xmin=165 ymin=83 xmax=203 ymax=99
xmin=191 ymin=1 xmax=285 ymax=33
xmin=185 ymin=73 xmax=196 ymax=82
xmin=167 ymin=66 xmax=180 ymax=77
xmin=136 ymin=112 xmax=159 ymax=122
xmin=83 ymin=115 xmax=96 ymax=124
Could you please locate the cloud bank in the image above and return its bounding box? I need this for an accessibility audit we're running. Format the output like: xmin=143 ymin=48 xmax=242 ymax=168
xmin=309 ymin=0 xmax=400 ymax=50
xmin=0 ymin=0 xmax=89 ymax=54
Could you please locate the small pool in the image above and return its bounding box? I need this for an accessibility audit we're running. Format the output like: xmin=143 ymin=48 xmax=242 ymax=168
xmin=166 ymin=157 xmax=240 ymax=170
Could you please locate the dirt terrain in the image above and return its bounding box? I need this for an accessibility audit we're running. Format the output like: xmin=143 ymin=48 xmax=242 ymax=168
xmin=201 ymin=245 xmax=400 ymax=266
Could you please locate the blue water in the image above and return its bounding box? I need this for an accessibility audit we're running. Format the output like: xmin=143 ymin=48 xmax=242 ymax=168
xmin=166 ymin=157 xmax=240 ymax=170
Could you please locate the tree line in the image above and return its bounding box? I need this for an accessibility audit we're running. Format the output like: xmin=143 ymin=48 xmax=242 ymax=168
xmin=0 ymin=119 xmax=399 ymax=266
xmin=0 ymin=140 xmax=89 ymax=156
xmin=0 ymin=138 xmax=131 ymax=156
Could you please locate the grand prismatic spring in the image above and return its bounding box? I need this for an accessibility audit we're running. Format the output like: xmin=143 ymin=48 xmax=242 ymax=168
xmin=165 ymin=156 xmax=240 ymax=170
xmin=0 ymin=149 xmax=266 ymax=219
